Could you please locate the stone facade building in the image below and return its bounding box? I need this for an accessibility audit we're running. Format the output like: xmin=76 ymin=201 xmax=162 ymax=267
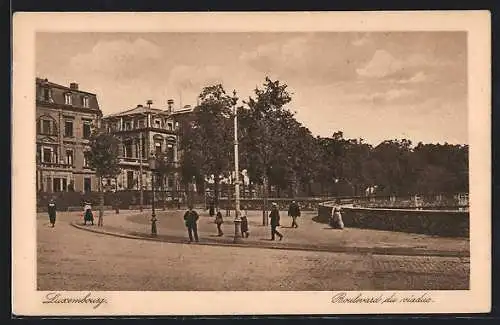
xmin=101 ymin=100 xmax=193 ymax=193
xmin=36 ymin=78 xmax=102 ymax=193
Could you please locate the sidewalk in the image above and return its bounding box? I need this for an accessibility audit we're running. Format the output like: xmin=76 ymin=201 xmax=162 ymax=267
xmin=70 ymin=209 xmax=470 ymax=258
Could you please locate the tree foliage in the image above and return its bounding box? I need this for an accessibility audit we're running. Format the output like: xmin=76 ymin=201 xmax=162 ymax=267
xmin=87 ymin=128 xmax=121 ymax=178
xmin=179 ymin=77 xmax=469 ymax=198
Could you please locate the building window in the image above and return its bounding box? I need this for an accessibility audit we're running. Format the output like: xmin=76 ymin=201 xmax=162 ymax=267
xmin=82 ymin=96 xmax=89 ymax=108
xmin=64 ymin=120 xmax=73 ymax=137
xmin=168 ymin=177 xmax=174 ymax=188
xmin=43 ymin=88 xmax=51 ymax=101
xmin=167 ymin=122 xmax=173 ymax=131
xmin=138 ymin=119 xmax=145 ymax=128
xmin=125 ymin=140 xmax=133 ymax=158
xmin=167 ymin=143 xmax=174 ymax=162
xmin=66 ymin=149 xmax=73 ymax=166
xmin=84 ymin=177 xmax=92 ymax=193
xmin=125 ymin=122 xmax=132 ymax=130
xmin=127 ymin=171 xmax=135 ymax=189
xmin=53 ymin=178 xmax=61 ymax=192
xmin=83 ymin=152 xmax=90 ymax=167
xmin=62 ymin=178 xmax=67 ymax=191
xmin=154 ymin=119 xmax=161 ymax=128
xmin=42 ymin=120 xmax=51 ymax=134
xmin=64 ymin=93 xmax=72 ymax=105
xmin=155 ymin=142 xmax=162 ymax=155
xmin=43 ymin=148 xmax=52 ymax=163
xmin=83 ymin=121 xmax=92 ymax=139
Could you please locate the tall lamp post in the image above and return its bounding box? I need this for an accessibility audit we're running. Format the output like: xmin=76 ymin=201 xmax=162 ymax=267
xmin=232 ymin=90 xmax=243 ymax=243
xmin=148 ymin=153 xmax=158 ymax=236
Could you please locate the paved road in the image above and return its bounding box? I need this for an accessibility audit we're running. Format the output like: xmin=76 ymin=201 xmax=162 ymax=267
xmin=37 ymin=212 xmax=469 ymax=291
xmin=89 ymin=209 xmax=469 ymax=256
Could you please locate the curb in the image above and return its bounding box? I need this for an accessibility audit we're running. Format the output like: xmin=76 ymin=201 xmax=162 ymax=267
xmin=70 ymin=222 xmax=470 ymax=258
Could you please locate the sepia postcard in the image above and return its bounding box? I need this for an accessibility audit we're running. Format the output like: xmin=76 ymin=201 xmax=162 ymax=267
xmin=12 ymin=11 xmax=491 ymax=316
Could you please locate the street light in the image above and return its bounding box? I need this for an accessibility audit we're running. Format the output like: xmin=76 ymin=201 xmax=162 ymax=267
xmin=148 ymin=152 xmax=158 ymax=236
xmin=232 ymin=90 xmax=243 ymax=243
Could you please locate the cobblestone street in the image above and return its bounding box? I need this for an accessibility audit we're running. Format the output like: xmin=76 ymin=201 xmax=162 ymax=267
xmin=37 ymin=211 xmax=469 ymax=291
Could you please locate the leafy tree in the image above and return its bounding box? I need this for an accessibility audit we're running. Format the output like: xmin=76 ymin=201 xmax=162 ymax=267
xmin=239 ymin=77 xmax=293 ymax=196
xmin=87 ymin=127 xmax=121 ymax=226
xmin=179 ymin=84 xmax=234 ymax=207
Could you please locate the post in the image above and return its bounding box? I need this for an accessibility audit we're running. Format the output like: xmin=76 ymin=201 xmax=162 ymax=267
xmin=139 ymin=132 xmax=144 ymax=212
xmin=262 ymin=176 xmax=268 ymax=226
xmin=232 ymin=90 xmax=242 ymax=243
xmin=151 ymin=171 xmax=157 ymax=236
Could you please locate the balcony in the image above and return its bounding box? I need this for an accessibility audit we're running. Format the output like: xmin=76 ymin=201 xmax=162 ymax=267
xmin=38 ymin=162 xmax=73 ymax=169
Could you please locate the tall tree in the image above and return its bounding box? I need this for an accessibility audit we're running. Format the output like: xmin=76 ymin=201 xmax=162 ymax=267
xmin=179 ymin=84 xmax=234 ymax=207
xmin=87 ymin=128 xmax=121 ymax=226
xmin=239 ymin=77 xmax=293 ymax=196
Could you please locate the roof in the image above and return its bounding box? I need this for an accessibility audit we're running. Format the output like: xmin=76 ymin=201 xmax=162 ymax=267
xmin=104 ymin=106 xmax=170 ymax=119
xmin=36 ymin=77 xmax=97 ymax=96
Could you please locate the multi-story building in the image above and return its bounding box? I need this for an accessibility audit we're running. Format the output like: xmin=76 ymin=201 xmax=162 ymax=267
xmin=102 ymin=100 xmax=192 ymax=192
xmin=36 ymin=78 xmax=102 ymax=193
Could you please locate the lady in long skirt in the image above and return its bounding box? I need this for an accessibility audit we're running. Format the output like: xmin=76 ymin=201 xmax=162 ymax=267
xmin=83 ymin=202 xmax=94 ymax=225
xmin=330 ymin=206 xmax=344 ymax=229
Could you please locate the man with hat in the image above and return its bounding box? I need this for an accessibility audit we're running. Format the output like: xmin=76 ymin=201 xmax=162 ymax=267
xmin=184 ymin=204 xmax=200 ymax=243
xmin=288 ymin=200 xmax=301 ymax=228
xmin=47 ymin=197 xmax=57 ymax=227
xmin=269 ymin=202 xmax=283 ymax=241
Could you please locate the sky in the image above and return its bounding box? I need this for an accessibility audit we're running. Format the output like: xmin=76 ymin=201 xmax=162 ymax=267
xmin=36 ymin=32 xmax=467 ymax=145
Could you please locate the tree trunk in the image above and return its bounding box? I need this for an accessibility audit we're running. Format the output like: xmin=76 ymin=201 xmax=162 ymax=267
xmin=98 ymin=176 xmax=104 ymax=227
xmin=214 ymin=179 xmax=220 ymax=210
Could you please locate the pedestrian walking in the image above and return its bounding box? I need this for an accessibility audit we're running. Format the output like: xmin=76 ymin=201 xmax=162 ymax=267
xmin=215 ymin=209 xmax=224 ymax=236
xmin=184 ymin=205 xmax=199 ymax=243
xmin=288 ymin=200 xmax=301 ymax=228
xmin=269 ymin=202 xmax=283 ymax=241
xmin=47 ymin=197 xmax=57 ymax=227
xmin=240 ymin=214 xmax=249 ymax=238
xmin=83 ymin=201 xmax=94 ymax=225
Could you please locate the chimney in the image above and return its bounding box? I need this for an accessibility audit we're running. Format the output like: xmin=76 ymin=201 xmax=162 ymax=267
xmin=167 ymin=99 xmax=174 ymax=113
xmin=70 ymin=82 xmax=79 ymax=90
xmin=146 ymin=100 xmax=153 ymax=108
xmin=137 ymin=104 xmax=143 ymax=107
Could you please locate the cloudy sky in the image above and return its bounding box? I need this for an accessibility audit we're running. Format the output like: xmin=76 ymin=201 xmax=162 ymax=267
xmin=36 ymin=32 xmax=467 ymax=145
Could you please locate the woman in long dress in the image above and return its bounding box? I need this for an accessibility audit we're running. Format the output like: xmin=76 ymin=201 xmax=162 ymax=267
xmin=330 ymin=205 xmax=344 ymax=229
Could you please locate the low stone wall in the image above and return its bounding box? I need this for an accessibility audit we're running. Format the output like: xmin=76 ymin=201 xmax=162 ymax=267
xmin=317 ymin=204 xmax=469 ymax=238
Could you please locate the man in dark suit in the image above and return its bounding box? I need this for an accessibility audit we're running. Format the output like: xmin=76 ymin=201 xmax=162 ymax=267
xmin=184 ymin=205 xmax=200 ymax=243
xmin=288 ymin=200 xmax=301 ymax=228
xmin=47 ymin=197 xmax=57 ymax=227
xmin=269 ymin=203 xmax=283 ymax=241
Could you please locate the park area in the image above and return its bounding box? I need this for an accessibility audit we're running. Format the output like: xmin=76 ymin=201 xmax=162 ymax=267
xmin=37 ymin=209 xmax=470 ymax=291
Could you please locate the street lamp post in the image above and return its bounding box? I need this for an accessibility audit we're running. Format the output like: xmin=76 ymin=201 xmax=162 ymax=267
xmin=232 ymin=90 xmax=243 ymax=243
xmin=148 ymin=153 xmax=158 ymax=236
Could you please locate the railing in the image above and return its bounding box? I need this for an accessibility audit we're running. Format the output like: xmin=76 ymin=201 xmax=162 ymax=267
xmin=39 ymin=162 xmax=73 ymax=169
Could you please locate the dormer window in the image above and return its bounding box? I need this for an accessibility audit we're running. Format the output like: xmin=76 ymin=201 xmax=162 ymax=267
xmin=82 ymin=96 xmax=89 ymax=108
xmin=167 ymin=122 xmax=173 ymax=131
xmin=64 ymin=93 xmax=72 ymax=105
xmin=43 ymin=88 xmax=51 ymax=101
xmin=154 ymin=119 xmax=161 ymax=128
